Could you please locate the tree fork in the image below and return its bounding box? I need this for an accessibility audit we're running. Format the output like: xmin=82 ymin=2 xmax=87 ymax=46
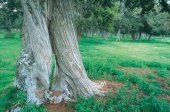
xmin=16 ymin=0 xmax=101 ymax=104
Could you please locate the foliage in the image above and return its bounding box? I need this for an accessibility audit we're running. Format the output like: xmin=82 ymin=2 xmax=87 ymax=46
xmin=157 ymin=69 xmax=169 ymax=78
xmin=147 ymin=12 xmax=170 ymax=35
xmin=75 ymin=0 xmax=119 ymax=33
xmin=0 ymin=0 xmax=22 ymax=31
xmin=0 ymin=0 xmax=170 ymax=37
xmin=159 ymin=0 xmax=170 ymax=13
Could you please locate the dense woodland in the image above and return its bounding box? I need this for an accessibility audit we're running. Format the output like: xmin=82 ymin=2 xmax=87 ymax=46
xmin=0 ymin=0 xmax=170 ymax=39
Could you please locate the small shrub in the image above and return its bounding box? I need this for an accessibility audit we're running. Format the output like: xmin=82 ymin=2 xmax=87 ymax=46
xmin=4 ymin=32 xmax=15 ymax=38
xmin=167 ymin=65 xmax=170 ymax=70
xmin=112 ymin=69 xmax=125 ymax=76
xmin=157 ymin=69 xmax=169 ymax=78
xmin=16 ymin=33 xmax=22 ymax=38
xmin=146 ymin=74 xmax=156 ymax=79
xmin=146 ymin=62 xmax=165 ymax=68
xmin=119 ymin=60 xmax=144 ymax=68
xmin=4 ymin=32 xmax=16 ymax=38
xmin=0 ymin=87 xmax=26 ymax=112
xmin=165 ymin=77 xmax=170 ymax=87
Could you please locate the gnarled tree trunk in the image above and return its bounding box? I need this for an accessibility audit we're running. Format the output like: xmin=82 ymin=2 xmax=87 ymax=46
xmin=50 ymin=0 xmax=100 ymax=99
xmin=16 ymin=0 xmax=52 ymax=104
xmin=16 ymin=0 xmax=100 ymax=104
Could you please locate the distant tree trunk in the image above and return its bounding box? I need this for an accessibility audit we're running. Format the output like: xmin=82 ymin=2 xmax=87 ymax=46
xmin=16 ymin=0 xmax=53 ymax=104
xmin=130 ymin=32 xmax=136 ymax=40
xmin=16 ymin=0 xmax=100 ymax=104
xmin=5 ymin=17 xmax=12 ymax=32
xmin=116 ymin=0 xmax=125 ymax=41
xmin=116 ymin=30 xmax=121 ymax=41
xmin=148 ymin=34 xmax=152 ymax=40
xmin=77 ymin=32 xmax=82 ymax=40
xmin=50 ymin=0 xmax=100 ymax=98
xmin=138 ymin=32 xmax=142 ymax=40
xmin=122 ymin=32 xmax=125 ymax=38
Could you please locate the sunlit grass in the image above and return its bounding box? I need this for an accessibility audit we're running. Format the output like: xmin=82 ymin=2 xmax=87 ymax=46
xmin=0 ymin=33 xmax=170 ymax=111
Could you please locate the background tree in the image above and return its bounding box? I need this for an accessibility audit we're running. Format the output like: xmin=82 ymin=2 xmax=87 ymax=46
xmin=160 ymin=0 xmax=170 ymax=13
xmin=124 ymin=0 xmax=155 ymax=39
xmin=75 ymin=0 xmax=119 ymax=39
xmin=0 ymin=0 xmax=22 ymax=32
xmin=147 ymin=12 xmax=170 ymax=36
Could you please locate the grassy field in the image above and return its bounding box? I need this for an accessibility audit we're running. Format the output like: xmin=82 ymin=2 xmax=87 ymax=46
xmin=0 ymin=32 xmax=170 ymax=111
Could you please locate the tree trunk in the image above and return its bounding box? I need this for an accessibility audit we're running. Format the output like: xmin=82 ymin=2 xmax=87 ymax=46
xmin=130 ymin=32 xmax=136 ymax=40
xmin=148 ymin=34 xmax=152 ymax=40
xmin=138 ymin=32 xmax=142 ymax=40
xmin=49 ymin=0 xmax=100 ymax=99
xmin=116 ymin=29 xmax=121 ymax=41
xmin=16 ymin=0 xmax=100 ymax=104
xmin=16 ymin=0 xmax=53 ymax=104
xmin=122 ymin=33 xmax=125 ymax=38
xmin=5 ymin=17 xmax=12 ymax=32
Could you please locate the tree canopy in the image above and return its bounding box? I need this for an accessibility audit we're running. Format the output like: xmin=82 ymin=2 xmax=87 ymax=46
xmin=0 ymin=0 xmax=22 ymax=31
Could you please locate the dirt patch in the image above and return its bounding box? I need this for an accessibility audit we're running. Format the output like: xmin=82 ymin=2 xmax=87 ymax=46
xmin=45 ymin=80 xmax=122 ymax=112
xmin=95 ymin=80 xmax=123 ymax=94
xmin=44 ymin=101 xmax=72 ymax=112
xmin=157 ymin=77 xmax=165 ymax=84
xmin=118 ymin=67 xmax=151 ymax=75
xmin=44 ymin=91 xmax=73 ymax=112
xmin=157 ymin=95 xmax=170 ymax=103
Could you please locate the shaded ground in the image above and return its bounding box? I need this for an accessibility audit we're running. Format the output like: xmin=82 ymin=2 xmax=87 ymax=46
xmin=45 ymin=80 xmax=123 ymax=112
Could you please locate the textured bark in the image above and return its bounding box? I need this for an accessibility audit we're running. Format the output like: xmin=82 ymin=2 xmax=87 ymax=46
xmin=50 ymin=0 xmax=100 ymax=98
xmin=17 ymin=0 xmax=100 ymax=104
xmin=16 ymin=0 xmax=52 ymax=104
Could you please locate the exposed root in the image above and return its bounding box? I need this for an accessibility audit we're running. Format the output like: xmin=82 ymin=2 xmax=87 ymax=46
xmin=118 ymin=67 xmax=151 ymax=75
xmin=52 ymin=76 xmax=103 ymax=99
xmin=45 ymin=91 xmax=75 ymax=104
xmin=47 ymin=80 xmax=123 ymax=104
xmin=45 ymin=80 xmax=123 ymax=112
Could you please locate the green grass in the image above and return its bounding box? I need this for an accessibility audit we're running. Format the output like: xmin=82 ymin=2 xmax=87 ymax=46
xmin=0 ymin=33 xmax=170 ymax=111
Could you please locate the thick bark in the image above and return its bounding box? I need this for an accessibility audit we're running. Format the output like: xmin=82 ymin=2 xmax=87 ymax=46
xmin=50 ymin=0 xmax=100 ymax=99
xmin=16 ymin=0 xmax=52 ymax=104
xmin=17 ymin=0 xmax=100 ymax=104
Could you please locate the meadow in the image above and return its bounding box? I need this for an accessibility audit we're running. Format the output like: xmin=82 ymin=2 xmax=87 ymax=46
xmin=0 ymin=32 xmax=170 ymax=112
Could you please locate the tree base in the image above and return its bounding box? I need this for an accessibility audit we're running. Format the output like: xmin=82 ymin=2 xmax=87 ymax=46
xmin=52 ymin=77 xmax=102 ymax=102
